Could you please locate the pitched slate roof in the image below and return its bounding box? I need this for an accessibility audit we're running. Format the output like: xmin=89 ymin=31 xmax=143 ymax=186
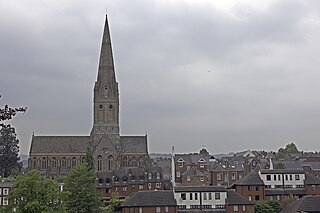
xmin=30 ymin=136 xmax=90 ymax=154
xmin=121 ymin=191 xmax=176 ymax=207
xmin=232 ymin=172 xmax=264 ymax=186
xmin=265 ymin=189 xmax=306 ymax=196
xmin=280 ymin=195 xmax=320 ymax=213
xmin=226 ymin=190 xmax=253 ymax=205
xmin=120 ymin=136 xmax=148 ymax=154
xmin=174 ymin=186 xmax=227 ymax=192
xmin=305 ymin=173 xmax=320 ymax=185
xmin=260 ymin=169 xmax=305 ymax=174
xmin=174 ymin=153 xmax=209 ymax=164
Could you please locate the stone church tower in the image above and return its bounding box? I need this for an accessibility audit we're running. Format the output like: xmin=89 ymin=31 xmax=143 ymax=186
xmin=90 ymin=15 xmax=121 ymax=172
xmin=28 ymin=15 xmax=169 ymax=198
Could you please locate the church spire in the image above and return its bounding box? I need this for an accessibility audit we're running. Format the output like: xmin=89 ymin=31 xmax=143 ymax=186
xmin=95 ymin=14 xmax=118 ymax=97
xmin=92 ymin=15 xmax=119 ymax=133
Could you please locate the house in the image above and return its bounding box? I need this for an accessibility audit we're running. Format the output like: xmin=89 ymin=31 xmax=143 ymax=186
xmin=0 ymin=181 xmax=13 ymax=208
xmin=121 ymin=191 xmax=176 ymax=213
xmin=280 ymin=195 xmax=320 ymax=213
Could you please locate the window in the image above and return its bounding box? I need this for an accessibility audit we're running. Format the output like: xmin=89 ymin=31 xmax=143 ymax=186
xmin=148 ymin=173 xmax=152 ymax=180
xmin=232 ymin=173 xmax=236 ymax=180
xmin=131 ymin=157 xmax=137 ymax=167
xmin=248 ymin=186 xmax=252 ymax=191
xmin=217 ymin=173 xmax=222 ymax=181
xmin=123 ymin=176 xmax=128 ymax=182
xmin=156 ymin=173 xmax=161 ymax=180
xmin=203 ymin=205 xmax=212 ymax=209
xmin=248 ymin=195 xmax=252 ymax=201
xmin=176 ymin=171 xmax=181 ymax=177
xmin=255 ymin=186 xmax=259 ymax=191
xmin=278 ymin=175 xmax=281 ymax=180
xmin=203 ymin=193 xmax=207 ymax=200
xmin=200 ymin=176 xmax=204 ymax=181
xmin=41 ymin=157 xmax=46 ymax=168
xmin=233 ymin=205 xmax=239 ymax=212
xmin=190 ymin=193 xmax=193 ymax=200
xmin=139 ymin=157 xmax=143 ymax=167
xmin=156 ymin=207 xmax=161 ymax=213
xmin=129 ymin=208 xmax=134 ymax=213
xmin=108 ymin=155 xmax=113 ymax=171
xmin=156 ymin=183 xmax=161 ymax=188
xmin=208 ymin=193 xmax=212 ymax=200
xmin=123 ymin=157 xmax=128 ymax=167
xmin=139 ymin=185 xmax=144 ymax=190
xmin=3 ymin=188 xmax=9 ymax=195
xmin=123 ymin=187 xmax=127 ymax=192
xmin=114 ymin=176 xmax=119 ymax=183
xmin=61 ymin=157 xmax=66 ymax=168
xmin=3 ymin=198 xmax=8 ymax=206
xmin=290 ymin=175 xmax=292 ymax=181
xmin=295 ymin=175 xmax=300 ymax=180
xmin=177 ymin=205 xmax=186 ymax=209
xmin=255 ymin=195 xmax=260 ymax=200
xmin=200 ymin=162 xmax=205 ymax=168
xmin=97 ymin=155 xmax=102 ymax=171
xmin=139 ymin=207 xmax=143 ymax=213
xmin=181 ymin=193 xmax=186 ymax=200
xmin=187 ymin=176 xmax=191 ymax=181
xmin=266 ymin=175 xmax=271 ymax=181
xmin=98 ymin=178 xmax=103 ymax=185
xmin=106 ymin=178 xmax=111 ymax=184
xmin=312 ymin=185 xmax=317 ymax=191
xmin=285 ymin=175 xmax=288 ymax=181
xmin=215 ymin=193 xmax=220 ymax=200
xmin=195 ymin=193 xmax=198 ymax=200
xmin=51 ymin=157 xmax=56 ymax=168
xmin=274 ymin=175 xmax=277 ymax=180
xmin=165 ymin=206 xmax=169 ymax=213
xmin=71 ymin=157 xmax=77 ymax=168
xmin=242 ymin=205 xmax=246 ymax=211
xmin=179 ymin=162 xmax=183 ymax=167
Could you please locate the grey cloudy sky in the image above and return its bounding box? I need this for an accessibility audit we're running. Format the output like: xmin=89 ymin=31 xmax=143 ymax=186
xmin=1 ymin=0 xmax=320 ymax=155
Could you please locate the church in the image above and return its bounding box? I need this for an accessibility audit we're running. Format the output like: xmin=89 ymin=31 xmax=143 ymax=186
xmin=28 ymin=15 xmax=169 ymax=200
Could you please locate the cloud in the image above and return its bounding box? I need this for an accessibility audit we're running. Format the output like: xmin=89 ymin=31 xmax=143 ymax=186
xmin=1 ymin=0 xmax=320 ymax=154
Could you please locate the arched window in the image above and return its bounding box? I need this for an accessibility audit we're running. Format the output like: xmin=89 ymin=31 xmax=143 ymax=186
xmin=132 ymin=157 xmax=137 ymax=167
xmin=156 ymin=173 xmax=161 ymax=180
xmin=114 ymin=176 xmax=119 ymax=183
xmin=71 ymin=157 xmax=77 ymax=168
xmin=122 ymin=157 xmax=128 ymax=167
xmin=131 ymin=175 xmax=136 ymax=181
xmin=123 ymin=176 xmax=127 ymax=182
xmin=97 ymin=155 xmax=102 ymax=171
xmin=139 ymin=157 xmax=143 ymax=167
xmin=61 ymin=157 xmax=66 ymax=168
xmin=108 ymin=155 xmax=113 ymax=171
xmin=51 ymin=157 xmax=56 ymax=168
xmin=106 ymin=178 xmax=111 ymax=184
xmin=98 ymin=178 xmax=103 ymax=185
xmin=33 ymin=157 xmax=37 ymax=168
xmin=41 ymin=157 xmax=46 ymax=168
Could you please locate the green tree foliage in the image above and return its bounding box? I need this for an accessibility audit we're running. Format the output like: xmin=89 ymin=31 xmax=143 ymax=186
xmin=104 ymin=192 xmax=125 ymax=213
xmin=62 ymin=163 xmax=102 ymax=213
xmin=199 ymin=148 xmax=209 ymax=155
xmin=283 ymin=194 xmax=298 ymax=207
xmin=85 ymin=147 xmax=95 ymax=171
xmin=254 ymin=200 xmax=281 ymax=213
xmin=4 ymin=170 xmax=65 ymax=213
xmin=0 ymin=96 xmax=27 ymax=122
xmin=0 ymin=124 xmax=22 ymax=178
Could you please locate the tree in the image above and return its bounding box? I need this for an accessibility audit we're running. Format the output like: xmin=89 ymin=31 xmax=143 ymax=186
xmin=0 ymin=95 xmax=27 ymax=123
xmin=254 ymin=200 xmax=281 ymax=213
xmin=199 ymin=148 xmax=209 ymax=155
xmin=4 ymin=170 xmax=65 ymax=213
xmin=0 ymin=124 xmax=22 ymax=177
xmin=104 ymin=192 xmax=125 ymax=213
xmin=85 ymin=146 xmax=95 ymax=171
xmin=62 ymin=163 xmax=102 ymax=213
